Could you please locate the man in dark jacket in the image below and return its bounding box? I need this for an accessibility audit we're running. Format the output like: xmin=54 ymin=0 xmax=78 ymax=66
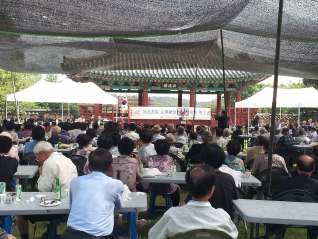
xmin=271 ymin=155 xmax=318 ymax=239
xmin=215 ymin=110 xmax=230 ymax=130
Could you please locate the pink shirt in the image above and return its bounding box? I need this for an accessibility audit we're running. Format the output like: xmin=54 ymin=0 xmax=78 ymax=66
xmin=77 ymin=118 xmax=85 ymax=123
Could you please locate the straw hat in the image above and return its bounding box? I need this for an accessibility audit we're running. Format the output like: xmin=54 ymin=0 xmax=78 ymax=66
xmin=165 ymin=133 xmax=175 ymax=143
xmin=152 ymin=124 xmax=162 ymax=132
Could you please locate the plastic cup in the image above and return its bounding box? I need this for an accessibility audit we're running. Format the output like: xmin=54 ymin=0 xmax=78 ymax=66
xmin=64 ymin=189 xmax=70 ymax=198
xmin=0 ymin=194 xmax=5 ymax=203
xmin=246 ymin=172 xmax=251 ymax=178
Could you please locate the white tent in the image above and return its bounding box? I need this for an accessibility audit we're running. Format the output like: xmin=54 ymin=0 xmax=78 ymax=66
xmin=235 ymin=87 xmax=318 ymax=108
xmin=235 ymin=87 xmax=318 ymax=126
xmin=6 ymin=80 xmax=117 ymax=119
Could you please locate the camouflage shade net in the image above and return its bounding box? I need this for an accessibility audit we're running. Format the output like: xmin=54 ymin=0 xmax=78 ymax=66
xmin=0 ymin=0 xmax=318 ymax=78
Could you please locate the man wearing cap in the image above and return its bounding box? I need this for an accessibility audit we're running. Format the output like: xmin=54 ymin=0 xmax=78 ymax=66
xmin=186 ymin=131 xmax=212 ymax=164
xmin=152 ymin=124 xmax=165 ymax=143
xmin=166 ymin=133 xmax=185 ymax=162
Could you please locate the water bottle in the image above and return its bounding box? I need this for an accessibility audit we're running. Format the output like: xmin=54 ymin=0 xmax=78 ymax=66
xmin=58 ymin=138 xmax=62 ymax=149
xmin=148 ymin=156 xmax=153 ymax=168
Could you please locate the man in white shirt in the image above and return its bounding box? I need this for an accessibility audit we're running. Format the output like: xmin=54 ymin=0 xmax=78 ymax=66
xmin=17 ymin=142 xmax=78 ymax=239
xmin=123 ymin=123 xmax=140 ymax=142
xmin=173 ymin=126 xmax=188 ymax=145
xmin=95 ymin=115 xmax=102 ymax=126
xmin=295 ymin=129 xmax=311 ymax=144
xmin=212 ymin=128 xmax=228 ymax=147
xmin=308 ymin=126 xmax=317 ymax=141
xmin=148 ymin=164 xmax=238 ymax=239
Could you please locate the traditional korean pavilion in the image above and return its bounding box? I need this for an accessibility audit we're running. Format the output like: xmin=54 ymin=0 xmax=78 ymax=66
xmin=70 ymin=64 xmax=269 ymax=115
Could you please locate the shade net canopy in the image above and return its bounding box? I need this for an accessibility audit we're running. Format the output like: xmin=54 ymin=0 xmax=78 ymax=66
xmin=1 ymin=0 xmax=318 ymax=78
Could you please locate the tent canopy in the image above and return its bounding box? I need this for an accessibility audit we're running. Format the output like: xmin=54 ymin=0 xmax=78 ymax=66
xmin=6 ymin=80 xmax=118 ymax=105
xmin=235 ymin=87 xmax=318 ymax=108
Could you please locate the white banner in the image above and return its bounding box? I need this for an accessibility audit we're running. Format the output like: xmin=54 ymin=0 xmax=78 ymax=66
xmin=130 ymin=107 xmax=211 ymax=120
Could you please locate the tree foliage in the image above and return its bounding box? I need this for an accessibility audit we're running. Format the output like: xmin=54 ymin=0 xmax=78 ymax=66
xmin=0 ymin=69 xmax=41 ymax=115
xmin=44 ymin=74 xmax=61 ymax=83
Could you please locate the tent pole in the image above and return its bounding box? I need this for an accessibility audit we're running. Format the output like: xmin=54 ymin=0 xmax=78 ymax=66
xmin=62 ymin=102 xmax=64 ymax=122
xmin=234 ymin=107 xmax=236 ymax=127
xmin=116 ymin=96 xmax=119 ymax=122
xmin=68 ymin=104 xmax=70 ymax=120
xmin=247 ymin=106 xmax=249 ymax=134
xmin=280 ymin=107 xmax=281 ymax=119
xmin=5 ymin=100 xmax=7 ymax=120
xmin=17 ymin=102 xmax=20 ymax=124
xmin=298 ymin=106 xmax=300 ymax=127
xmin=264 ymin=0 xmax=284 ymax=197
xmin=220 ymin=29 xmax=228 ymax=129
xmin=11 ymin=72 xmax=19 ymax=122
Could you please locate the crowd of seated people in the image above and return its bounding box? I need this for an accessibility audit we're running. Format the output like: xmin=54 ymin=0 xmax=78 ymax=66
xmin=4 ymin=114 xmax=318 ymax=238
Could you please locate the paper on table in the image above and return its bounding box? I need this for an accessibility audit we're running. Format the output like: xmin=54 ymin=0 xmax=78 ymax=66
xmin=142 ymin=168 xmax=162 ymax=178
xmin=122 ymin=184 xmax=131 ymax=202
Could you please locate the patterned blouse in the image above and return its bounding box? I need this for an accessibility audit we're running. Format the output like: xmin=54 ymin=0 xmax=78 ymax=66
xmin=70 ymin=147 xmax=93 ymax=175
xmin=112 ymin=155 xmax=143 ymax=192
xmin=142 ymin=154 xmax=177 ymax=194
xmin=224 ymin=155 xmax=246 ymax=173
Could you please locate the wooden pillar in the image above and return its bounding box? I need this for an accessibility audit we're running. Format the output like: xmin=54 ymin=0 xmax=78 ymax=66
xmin=226 ymin=92 xmax=231 ymax=112
xmin=93 ymin=104 xmax=102 ymax=120
xmin=178 ymin=90 xmax=182 ymax=107
xmin=190 ymin=84 xmax=196 ymax=107
xmin=138 ymin=90 xmax=143 ymax=106
xmin=217 ymin=93 xmax=221 ymax=113
xmin=236 ymin=90 xmax=242 ymax=102
xmin=142 ymin=85 xmax=148 ymax=106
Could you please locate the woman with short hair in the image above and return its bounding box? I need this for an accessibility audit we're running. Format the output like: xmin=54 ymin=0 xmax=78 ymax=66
xmin=142 ymin=139 xmax=180 ymax=206
xmin=0 ymin=135 xmax=18 ymax=191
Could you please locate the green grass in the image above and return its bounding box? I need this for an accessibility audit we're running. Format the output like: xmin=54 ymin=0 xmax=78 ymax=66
xmin=11 ymin=184 xmax=307 ymax=239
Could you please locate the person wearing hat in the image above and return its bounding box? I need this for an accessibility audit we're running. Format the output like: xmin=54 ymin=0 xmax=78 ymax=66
xmin=152 ymin=124 xmax=165 ymax=143
xmin=185 ymin=131 xmax=213 ymax=165
xmin=166 ymin=133 xmax=185 ymax=166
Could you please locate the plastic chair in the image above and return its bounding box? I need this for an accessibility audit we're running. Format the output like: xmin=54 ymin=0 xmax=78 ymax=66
xmin=0 ymin=216 xmax=12 ymax=234
xmin=174 ymin=143 xmax=183 ymax=148
xmin=48 ymin=216 xmax=68 ymax=239
xmin=23 ymin=152 xmax=40 ymax=166
xmin=147 ymin=193 xmax=171 ymax=219
xmin=167 ymin=153 xmax=184 ymax=172
xmin=266 ymin=190 xmax=318 ymax=239
xmin=69 ymin=155 xmax=87 ymax=176
xmin=23 ymin=152 xmax=40 ymax=189
xmin=255 ymin=167 xmax=289 ymax=199
xmin=169 ymin=229 xmax=232 ymax=239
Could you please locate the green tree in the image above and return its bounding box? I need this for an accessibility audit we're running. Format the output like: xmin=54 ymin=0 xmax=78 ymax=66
xmin=0 ymin=69 xmax=41 ymax=116
xmin=44 ymin=74 xmax=61 ymax=83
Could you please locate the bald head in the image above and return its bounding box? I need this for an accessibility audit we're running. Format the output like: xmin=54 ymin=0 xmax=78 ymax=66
xmin=297 ymin=155 xmax=315 ymax=175
xmin=52 ymin=126 xmax=61 ymax=135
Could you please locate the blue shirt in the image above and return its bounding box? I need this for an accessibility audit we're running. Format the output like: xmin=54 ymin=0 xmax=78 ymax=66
xmin=23 ymin=140 xmax=41 ymax=155
xmin=67 ymin=171 xmax=124 ymax=236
